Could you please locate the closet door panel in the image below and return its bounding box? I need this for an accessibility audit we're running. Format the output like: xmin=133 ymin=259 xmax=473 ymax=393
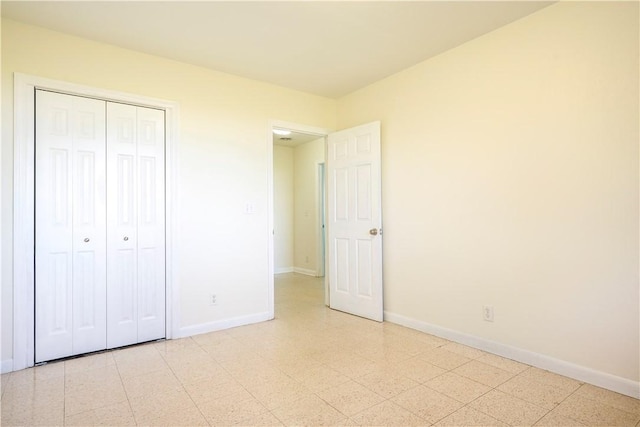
xmin=71 ymin=96 xmax=107 ymax=355
xmin=136 ymin=107 xmax=166 ymax=342
xmin=106 ymin=103 xmax=139 ymax=348
xmin=35 ymin=90 xmax=106 ymax=362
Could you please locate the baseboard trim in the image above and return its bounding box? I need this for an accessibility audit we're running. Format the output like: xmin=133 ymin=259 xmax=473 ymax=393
xmin=275 ymin=267 xmax=294 ymax=274
xmin=384 ymin=311 xmax=640 ymax=399
xmin=1 ymin=359 xmax=13 ymax=374
xmin=293 ymin=267 xmax=316 ymax=276
xmin=176 ymin=311 xmax=272 ymax=338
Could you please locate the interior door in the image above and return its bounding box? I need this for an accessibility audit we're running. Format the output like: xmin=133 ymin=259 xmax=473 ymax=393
xmin=35 ymin=90 xmax=107 ymax=362
xmin=327 ymin=121 xmax=383 ymax=321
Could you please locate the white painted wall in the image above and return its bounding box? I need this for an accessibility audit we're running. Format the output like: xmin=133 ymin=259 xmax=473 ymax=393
xmin=273 ymin=145 xmax=294 ymax=273
xmin=293 ymin=138 xmax=325 ymax=275
xmin=337 ymin=2 xmax=639 ymax=385
xmin=1 ymin=18 xmax=336 ymax=365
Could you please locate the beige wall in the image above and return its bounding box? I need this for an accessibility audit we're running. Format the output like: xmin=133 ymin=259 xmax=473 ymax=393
xmin=273 ymin=145 xmax=294 ymax=272
xmin=293 ymin=138 xmax=325 ymax=275
xmin=1 ymin=18 xmax=336 ymax=363
xmin=338 ymin=1 xmax=639 ymax=383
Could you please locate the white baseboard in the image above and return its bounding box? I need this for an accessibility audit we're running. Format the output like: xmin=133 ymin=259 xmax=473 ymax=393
xmin=293 ymin=267 xmax=316 ymax=276
xmin=176 ymin=311 xmax=272 ymax=338
xmin=275 ymin=267 xmax=294 ymax=274
xmin=1 ymin=359 xmax=13 ymax=374
xmin=384 ymin=311 xmax=640 ymax=399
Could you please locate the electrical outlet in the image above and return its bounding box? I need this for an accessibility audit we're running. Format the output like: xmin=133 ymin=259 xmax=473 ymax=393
xmin=210 ymin=294 xmax=217 ymax=306
xmin=483 ymin=305 xmax=494 ymax=322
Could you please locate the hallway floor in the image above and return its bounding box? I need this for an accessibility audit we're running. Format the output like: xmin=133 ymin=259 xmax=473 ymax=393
xmin=2 ymin=273 xmax=639 ymax=426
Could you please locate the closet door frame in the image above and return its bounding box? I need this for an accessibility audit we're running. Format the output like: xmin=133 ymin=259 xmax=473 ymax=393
xmin=13 ymin=73 xmax=180 ymax=371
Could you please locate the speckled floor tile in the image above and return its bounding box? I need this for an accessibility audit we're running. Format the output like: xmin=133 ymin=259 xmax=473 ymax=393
xmin=271 ymin=394 xmax=348 ymax=426
xmin=475 ymin=353 xmax=528 ymax=374
xmin=121 ymin=368 xmax=182 ymax=398
xmin=396 ymin=356 xmax=448 ymax=383
xmin=129 ymin=387 xmax=208 ymax=426
xmin=517 ymin=367 xmax=582 ymax=393
xmin=497 ymin=373 xmax=576 ymax=410
xmin=552 ymin=393 xmax=640 ymax=426
xmin=288 ymin=364 xmax=351 ymax=393
xmin=245 ymin=375 xmax=313 ymax=410
xmin=317 ymin=379 xmax=386 ymax=417
xmin=349 ymin=400 xmax=429 ymax=426
xmin=425 ymin=372 xmax=491 ymax=403
xmin=468 ymin=389 xmax=549 ymax=426
xmin=434 ymin=406 xmax=509 ymax=426
xmin=355 ymin=368 xmax=420 ymax=398
xmin=573 ymin=384 xmax=640 ymax=415
xmin=64 ymin=400 xmax=136 ymax=426
xmin=392 ymin=384 xmax=464 ymax=424
xmin=64 ymin=352 xmax=116 ymax=375
xmin=183 ymin=374 xmax=246 ymax=404
xmin=197 ymin=389 xmax=270 ymax=425
xmin=419 ymin=348 xmax=472 ymax=371
xmin=440 ymin=342 xmax=486 ymax=359
xmin=453 ymin=359 xmax=515 ymax=387
xmin=534 ymin=409 xmax=587 ymax=426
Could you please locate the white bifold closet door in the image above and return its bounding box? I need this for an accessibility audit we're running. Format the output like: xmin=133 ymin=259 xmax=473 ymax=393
xmin=35 ymin=90 xmax=165 ymax=363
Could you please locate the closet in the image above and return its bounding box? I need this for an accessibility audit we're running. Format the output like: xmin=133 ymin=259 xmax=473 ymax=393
xmin=35 ymin=90 xmax=166 ymax=363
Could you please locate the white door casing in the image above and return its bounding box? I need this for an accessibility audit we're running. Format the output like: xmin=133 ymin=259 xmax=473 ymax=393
xmin=327 ymin=121 xmax=383 ymax=321
xmin=13 ymin=73 xmax=178 ymax=371
xmin=35 ymin=90 xmax=108 ymax=362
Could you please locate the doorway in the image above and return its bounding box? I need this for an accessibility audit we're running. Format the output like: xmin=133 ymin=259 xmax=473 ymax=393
xmin=268 ymin=120 xmax=383 ymax=320
xmin=270 ymin=122 xmax=330 ymax=310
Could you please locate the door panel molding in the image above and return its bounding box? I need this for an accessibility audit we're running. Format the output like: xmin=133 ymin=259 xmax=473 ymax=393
xmin=13 ymin=73 xmax=180 ymax=370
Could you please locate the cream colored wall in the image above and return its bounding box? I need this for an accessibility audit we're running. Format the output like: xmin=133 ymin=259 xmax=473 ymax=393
xmin=293 ymin=138 xmax=325 ymax=275
xmin=273 ymin=145 xmax=294 ymax=273
xmin=1 ymin=18 xmax=336 ymax=363
xmin=338 ymin=1 xmax=639 ymax=383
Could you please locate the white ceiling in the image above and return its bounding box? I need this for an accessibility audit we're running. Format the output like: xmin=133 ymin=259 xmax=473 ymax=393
xmin=1 ymin=1 xmax=553 ymax=98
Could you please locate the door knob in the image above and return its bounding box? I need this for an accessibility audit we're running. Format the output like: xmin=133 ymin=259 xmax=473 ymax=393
xmin=123 ymin=236 xmax=129 ymax=241
xmin=369 ymin=228 xmax=378 ymax=236
xmin=84 ymin=238 xmax=90 ymax=242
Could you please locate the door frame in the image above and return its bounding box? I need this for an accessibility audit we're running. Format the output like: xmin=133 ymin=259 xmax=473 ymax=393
xmin=267 ymin=120 xmax=332 ymax=316
xmin=316 ymin=162 xmax=326 ymax=281
xmin=12 ymin=73 xmax=180 ymax=371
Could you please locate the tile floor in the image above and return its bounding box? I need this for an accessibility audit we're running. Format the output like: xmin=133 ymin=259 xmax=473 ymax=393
xmin=2 ymin=273 xmax=639 ymax=426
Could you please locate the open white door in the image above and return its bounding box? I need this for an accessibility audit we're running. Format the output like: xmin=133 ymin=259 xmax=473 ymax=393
xmin=327 ymin=121 xmax=382 ymax=321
